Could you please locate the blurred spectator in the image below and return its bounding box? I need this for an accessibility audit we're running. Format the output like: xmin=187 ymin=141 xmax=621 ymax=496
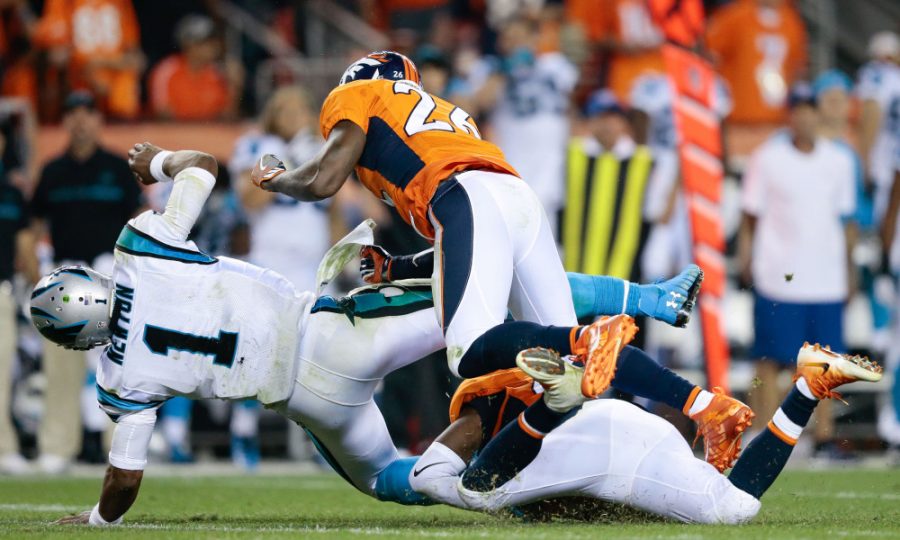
xmin=231 ymin=86 xmax=330 ymax=292
xmin=34 ymin=0 xmax=144 ymax=120
xmin=562 ymin=89 xmax=676 ymax=348
xmin=0 ymin=129 xmax=37 ymax=475
xmin=230 ymin=86 xmax=332 ymax=462
xmin=627 ymin=72 xmax=731 ymax=281
xmin=29 ymin=91 xmax=141 ymax=473
xmin=148 ymin=15 xmax=243 ymax=121
xmin=739 ymin=84 xmax=855 ymax=458
xmin=0 ymin=1 xmax=39 ymax=113
xmin=362 ymin=0 xmax=449 ymax=38
xmin=879 ymin=149 xmax=900 ymax=460
xmin=815 ymin=70 xmax=891 ymax=354
xmin=569 ymin=0 xmax=665 ymax=102
xmin=563 ymin=90 xmax=675 ymax=279
xmin=416 ymin=45 xmax=452 ymax=97
xmin=706 ymin=0 xmax=807 ymax=124
xmin=470 ymin=15 xmax=577 ymax=228
xmin=856 ymin=31 xmax=900 ymax=221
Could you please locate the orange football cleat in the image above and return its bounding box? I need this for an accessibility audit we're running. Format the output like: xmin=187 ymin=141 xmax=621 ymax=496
xmin=690 ymin=387 xmax=755 ymax=472
xmin=572 ymin=315 xmax=639 ymax=398
xmin=794 ymin=342 xmax=883 ymax=403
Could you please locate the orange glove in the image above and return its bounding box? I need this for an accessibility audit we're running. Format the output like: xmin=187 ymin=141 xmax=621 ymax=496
xmin=360 ymin=245 xmax=392 ymax=284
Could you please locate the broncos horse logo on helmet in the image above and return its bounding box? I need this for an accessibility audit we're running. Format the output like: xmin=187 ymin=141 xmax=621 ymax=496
xmin=339 ymin=51 xmax=421 ymax=87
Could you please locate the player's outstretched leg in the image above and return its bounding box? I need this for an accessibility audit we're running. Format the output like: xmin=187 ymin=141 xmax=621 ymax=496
xmin=567 ymin=264 xmax=703 ymax=327
xmin=729 ymin=343 xmax=883 ymax=498
xmin=610 ymin=344 xmax=754 ymax=472
xmin=461 ymin=345 xmax=611 ymax=492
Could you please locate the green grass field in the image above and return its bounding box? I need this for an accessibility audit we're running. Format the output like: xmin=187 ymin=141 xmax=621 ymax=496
xmin=1 ymin=469 xmax=898 ymax=539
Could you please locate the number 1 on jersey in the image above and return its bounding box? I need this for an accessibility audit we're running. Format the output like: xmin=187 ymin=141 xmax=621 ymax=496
xmin=394 ymin=81 xmax=481 ymax=139
xmin=144 ymin=325 xmax=239 ymax=368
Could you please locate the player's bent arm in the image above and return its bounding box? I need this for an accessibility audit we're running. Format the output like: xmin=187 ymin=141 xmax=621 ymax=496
xmin=92 ymin=408 xmax=158 ymax=525
xmin=265 ymin=121 xmax=365 ymax=201
xmin=157 ymin=153 xmax=218 ymax=242
xmin=408 ymin=408 xmax=482 ymax=509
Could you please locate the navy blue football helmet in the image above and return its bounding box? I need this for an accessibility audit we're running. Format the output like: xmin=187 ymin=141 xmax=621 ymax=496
xmin=339 ymin=51 xmax=421 ymax=87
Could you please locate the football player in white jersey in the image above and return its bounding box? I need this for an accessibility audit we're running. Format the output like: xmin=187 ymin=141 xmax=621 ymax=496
xmin=36 ymin=144 xmax=733 ymax=526
xmin=410 ymin=343 xmax=882 ymax=524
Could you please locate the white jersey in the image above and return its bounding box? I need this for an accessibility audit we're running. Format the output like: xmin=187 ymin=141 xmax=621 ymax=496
xmin=490 ymin=52 xmax=577 ymax=213
xmin=629 ymin=72 xmax=733 ymax=153
xmin=742 ymin=133 xmax=855 ymax=302
xmin=230 ymin=129 xmax=330 ymax=290
xmin=96 ymin=167 xmax=315 ymax=422
xmin=857 ymin=61 xmax=900 ymax=218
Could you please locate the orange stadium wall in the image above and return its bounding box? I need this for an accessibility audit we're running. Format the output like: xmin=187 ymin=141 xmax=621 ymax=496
xmin=36 ymin=122 xmax=254 ymax=167
xmin=35 ymin=122 xmax=785 ymax=170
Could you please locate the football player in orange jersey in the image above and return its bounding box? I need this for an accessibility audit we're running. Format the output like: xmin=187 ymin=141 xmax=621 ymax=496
xmin=251 ymin=51 xmax=634 ymax=400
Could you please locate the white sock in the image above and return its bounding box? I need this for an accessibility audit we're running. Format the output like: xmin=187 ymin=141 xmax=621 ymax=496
xmin=688 ymin=389 xmax=715 ymax=416
xmin=771 ymin=408 xmax=804 ymax=442
xmin=795 ymin=377 xmax=818 ymax=401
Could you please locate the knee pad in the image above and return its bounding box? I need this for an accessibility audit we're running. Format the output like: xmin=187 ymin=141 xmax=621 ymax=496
xmin=715 ymin=485 xmax=761 ymax=524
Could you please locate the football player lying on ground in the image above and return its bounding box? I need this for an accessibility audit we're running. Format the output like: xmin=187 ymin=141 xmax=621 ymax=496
xmin=37 ymin=144 xmax=733 ymax=525
xmin=409 ymin=341 xmax=883 ymax=524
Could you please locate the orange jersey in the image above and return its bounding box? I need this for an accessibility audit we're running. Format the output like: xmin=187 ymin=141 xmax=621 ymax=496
xmin=36 ymin=0 xmax=139 ymax=62
xmin=567 ymin=0 xmax=665 ymax=101
xmin=448 ymin=368 xmax=540 ymax=439
xmin=706 ymin=0 xmax=807 ymax=123
xmin=319 ymin=79 xmax=519 ymax=240
xmin=35 ymin=0 xmax=140 ymax=118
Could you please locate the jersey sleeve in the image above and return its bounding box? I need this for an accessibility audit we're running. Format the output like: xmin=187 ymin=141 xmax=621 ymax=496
xmin=319 ymin=82 xmax=373 ymax=139
xmin=108 ymin=407 xmax=157 ymax=471
xmin=155 ymin=166 xmax=217 ymax=242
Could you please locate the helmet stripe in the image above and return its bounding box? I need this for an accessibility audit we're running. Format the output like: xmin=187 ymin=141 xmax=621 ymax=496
xmin=30 ymin=306 xmax=60 ymax=322
xmin=31 ymin=281 xmax=60 ymax=299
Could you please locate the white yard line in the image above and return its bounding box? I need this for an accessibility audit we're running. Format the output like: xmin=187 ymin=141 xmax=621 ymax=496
xmin=0 ymin=503 xmax=84 ymax=512
xmin=791 ymin=490 xmax=900 ymax=501
xmin=120 ymin=523 xmax=482 ymax=537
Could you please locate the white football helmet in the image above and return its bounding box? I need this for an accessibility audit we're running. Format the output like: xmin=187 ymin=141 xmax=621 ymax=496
xmin=30 ymin=266 xmax=114 ymax=350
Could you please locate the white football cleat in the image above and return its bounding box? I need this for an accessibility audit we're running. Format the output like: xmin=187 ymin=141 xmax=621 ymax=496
xmin=516 ymin=347 xmax=586 ymax=413
xmin=37 ymin=454 xmax=71 ymax=475
xmin=795 ymin=342 xmax=883 ymax=402
xmin=0 ymin=453 xmax=29 ymax=475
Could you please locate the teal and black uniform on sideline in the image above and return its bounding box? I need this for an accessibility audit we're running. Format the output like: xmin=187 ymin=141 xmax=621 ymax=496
xmin=0 ymin=180 xmax=28 ymax=281
xmin=31 ymin=147 xmax=142 ymax=264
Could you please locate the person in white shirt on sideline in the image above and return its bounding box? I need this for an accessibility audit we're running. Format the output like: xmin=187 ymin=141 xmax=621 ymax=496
xmin=738 ymin=83 xmax=856 ymax=458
